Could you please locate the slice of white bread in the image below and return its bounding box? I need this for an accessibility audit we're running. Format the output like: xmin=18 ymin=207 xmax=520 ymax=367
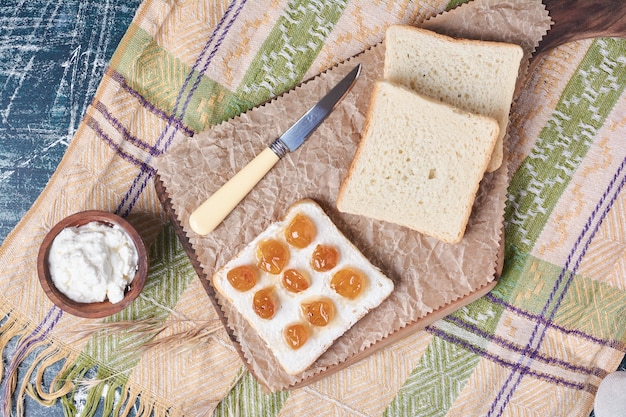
xmin=337 ymin=80 xmax=499 ymax=244
xmin=212 ymin=199 xmax=394 ymax=375
xmin=383 ymin=25 xmax=522 ymax=172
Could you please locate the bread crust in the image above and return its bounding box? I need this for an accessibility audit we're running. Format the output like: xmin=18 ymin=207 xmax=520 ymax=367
xmin=383 ymin=24 xmax=524 ymax=68
xmin=336 ymin=82 xmax=382 ymax=211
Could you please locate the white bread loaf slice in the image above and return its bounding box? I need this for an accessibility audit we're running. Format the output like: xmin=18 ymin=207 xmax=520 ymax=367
xmin=337 ymin=80 xmax=499 ymax=244
xmin=383 ymin=25 xmax=522 ymax=172
xmin=212 ymin=199 xmax=394 ymax=375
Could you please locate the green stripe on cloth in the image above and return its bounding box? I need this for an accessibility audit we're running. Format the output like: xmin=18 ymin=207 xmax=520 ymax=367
xmin=494 ymin=246 xmax=626 ymax=343
xmin=555 ymin=274 xmax=626 ymax=343
xmin=58 ymin=224 xmax=197 ymax=416
xmin=448 ymin=295 xmax=505 ymax=335
xmin=213 ymin=368 xmax=289 ymax=417
xmin=494 ymin=246 xmax=569 ymax=315
xmin=505 ymin=38 xmax=626 ymax=253
xmin=446 ymin=0 xmax=471 ymax=10
xmin=383 ymin=294 xmax=504 ymax=416
xmin=111 ymin=24 xmax=250 ymax=133
xmin=384 ymin=335 xmax=480 ymax=417
xmin=236 ymin=0 xmax=348 ymax=105
xmin=109 ymin=0 xmax=353 ymax=135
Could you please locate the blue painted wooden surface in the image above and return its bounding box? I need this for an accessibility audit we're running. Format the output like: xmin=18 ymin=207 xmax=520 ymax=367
xmin=0 ymin=0 xmax=140 ymax=243
xmin=0 ymin=1 xmax=140 ymax=415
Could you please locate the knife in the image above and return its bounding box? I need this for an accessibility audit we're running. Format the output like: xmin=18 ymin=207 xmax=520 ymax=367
xmin=189 ymin=63 xmax=362 ymax=236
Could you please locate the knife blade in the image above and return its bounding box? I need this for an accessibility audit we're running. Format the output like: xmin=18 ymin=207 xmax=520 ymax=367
xmin=189 ymin=63 xmax=362 ymax=236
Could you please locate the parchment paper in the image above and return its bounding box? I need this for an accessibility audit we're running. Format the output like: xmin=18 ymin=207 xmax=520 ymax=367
xmin=154 ymin=0 xmax=552 ymax=391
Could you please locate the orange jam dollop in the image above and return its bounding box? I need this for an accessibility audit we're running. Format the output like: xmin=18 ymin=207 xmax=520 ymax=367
xmin=226 ymin=265 xmax=258 ymax=292
xmin=284 ymin=323 xmax=309 ymax=350
xmin=284 ymin=213 xmax=316 ymax=249
xmin=253 ymin=287 xmax=278 ymax=319
xmin=282 ymin=268 xmax=310 ymax=293
xmin=256 ymin=239 xmax=289 ymax=274
xmin=330 ymin=268 xmax=365 ymax=299
xmin=301 ymin=298 xmax=335 ymax=327
xmin=310 ymin=244 xmax=339 ymax=272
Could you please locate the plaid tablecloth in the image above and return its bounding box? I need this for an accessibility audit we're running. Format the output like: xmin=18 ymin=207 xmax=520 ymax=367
xmin=0 ymin=0 xmax=625 ymax=416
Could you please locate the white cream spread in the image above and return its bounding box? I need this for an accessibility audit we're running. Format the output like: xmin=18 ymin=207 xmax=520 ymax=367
xmin=48 ymin=221 xmax=139 ymax=304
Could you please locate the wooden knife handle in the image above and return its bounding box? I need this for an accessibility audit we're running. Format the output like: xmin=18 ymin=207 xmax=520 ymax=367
xmin=189 ymin=147 xmax=280 ymax=235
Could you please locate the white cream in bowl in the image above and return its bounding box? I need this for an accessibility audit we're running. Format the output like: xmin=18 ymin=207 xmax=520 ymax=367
xmin=48 ymin=221 xmax=139 ymax=304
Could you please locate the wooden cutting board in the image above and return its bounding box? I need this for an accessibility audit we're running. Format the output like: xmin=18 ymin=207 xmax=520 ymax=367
xmin=153 ymin=42 xmax=506 ymax=390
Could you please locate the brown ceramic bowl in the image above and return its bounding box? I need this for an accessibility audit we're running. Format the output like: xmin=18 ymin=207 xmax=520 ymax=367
xmin=37 ymin=210 xmax=148 ymax=318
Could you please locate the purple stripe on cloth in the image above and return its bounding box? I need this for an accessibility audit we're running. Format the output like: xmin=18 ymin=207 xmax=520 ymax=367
xmin=0 ymin=307 xmax=63 ymax=408
xmin=163 ymin=0 xmax=248 ymax=153
xmin=118 ymin=170 xmax=152 ymax=219
xmin=426 ymin=325 xmax=598 ymax=394
xmin=489 ymin=154 xmax=626 ymax=416
xmin=156 ymin=0 xmax=243 ymax=147
xmin=442 ymin=315 xmax=608 ymax=378
xmin=85 ymin=115 xmax=156 ymax=219
xmin=485 ymin=293 xmax=626 ymax=351
xmin=115 ymin=0 xmax=247 ymax=217
xmin=108 ymin=69 xmax=195 ymax=138
xmin=86 ymin=116 xmax=157 ymax=176
xmin=94 ymin=100 xmax=163 ymax=157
